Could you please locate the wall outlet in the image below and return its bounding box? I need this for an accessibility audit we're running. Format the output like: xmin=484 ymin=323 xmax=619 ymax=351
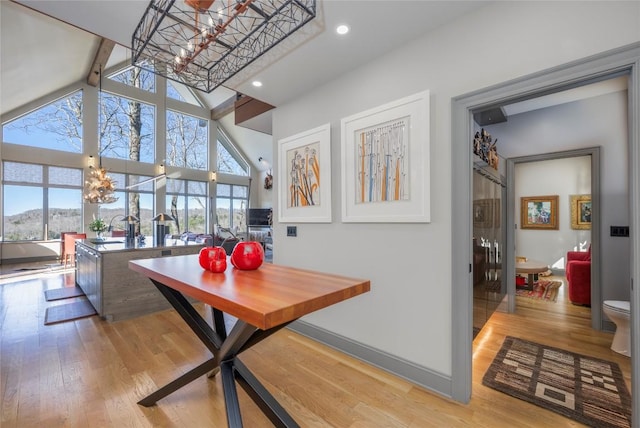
xmin=287 ymin=226 xmax=297 ymax=237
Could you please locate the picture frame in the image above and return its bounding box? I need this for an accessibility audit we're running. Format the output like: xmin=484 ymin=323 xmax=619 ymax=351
xmin=340 ymin=90 xmax=430 ymax=223
xmin=520 ymin=195 xmax=559 ymax=230
xmin=570 ymin=194 xmax=591 ymax=230
xmin=277 ymin=123 xmax=332 ymax=223
xmin=473 ymin=199 xmax=493 ymax=229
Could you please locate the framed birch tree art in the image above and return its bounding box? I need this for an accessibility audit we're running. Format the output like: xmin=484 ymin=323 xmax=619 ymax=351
xmin=340 ymin=90 xmax=430 ymax=223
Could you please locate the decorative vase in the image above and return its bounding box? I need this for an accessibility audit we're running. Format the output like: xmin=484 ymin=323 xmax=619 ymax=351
xmin=230 ymin=241 xmax=264 ymax=270
xmin=199 ymin=246 xmax=227 ymax=273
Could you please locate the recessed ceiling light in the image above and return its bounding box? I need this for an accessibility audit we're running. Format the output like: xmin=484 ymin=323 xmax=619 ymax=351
xmin=252 ymin=80 xmax=263 ymax=87
xmin=336 ymin=24 xmax=349 ymax=35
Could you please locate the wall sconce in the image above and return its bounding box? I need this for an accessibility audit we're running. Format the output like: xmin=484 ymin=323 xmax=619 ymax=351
xmin=210 ymin=171 xmax=217 ymax=182
xmin=158 ymin=163 xmax=165 ymax=175
xmin=258 ymin=157 xmax=271 ymax=168
xmin=87 ymin=155 xmax=96 ymax=169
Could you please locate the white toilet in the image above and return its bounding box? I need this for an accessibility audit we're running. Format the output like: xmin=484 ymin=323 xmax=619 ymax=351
xmin=602 ymin=300 xmax=631 ymax=357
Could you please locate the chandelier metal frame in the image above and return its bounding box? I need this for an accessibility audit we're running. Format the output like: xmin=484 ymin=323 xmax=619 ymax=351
xmin=132 ymin=0 xmax=316 ymax=93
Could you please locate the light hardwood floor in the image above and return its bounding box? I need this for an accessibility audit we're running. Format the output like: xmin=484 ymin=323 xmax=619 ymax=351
xmin=0 ymin=270 xmax=631 ymax=427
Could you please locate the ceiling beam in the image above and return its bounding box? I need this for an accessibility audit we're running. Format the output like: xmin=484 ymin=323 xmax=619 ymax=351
xmin=86 ymin=38 xmax=116 ymax=86
xmin=211 ymin=95 xmax=238 ymax=120
xmin=234 ymin=95 xmax=274 ymax=125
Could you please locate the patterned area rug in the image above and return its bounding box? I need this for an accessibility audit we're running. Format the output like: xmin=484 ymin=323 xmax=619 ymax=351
xmin=516 ymin=280 xmax=562 ymax=302
xmin=483 ymin=336 xmax=632 ymax=428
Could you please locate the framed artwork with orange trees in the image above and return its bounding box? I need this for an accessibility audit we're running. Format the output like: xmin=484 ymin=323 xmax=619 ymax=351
xmin=340 ymin=90 xmax=430 ymax=223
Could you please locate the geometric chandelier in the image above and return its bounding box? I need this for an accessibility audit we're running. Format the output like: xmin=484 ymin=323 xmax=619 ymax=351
xmin=132 ymin=0 xmax=317 ymax=93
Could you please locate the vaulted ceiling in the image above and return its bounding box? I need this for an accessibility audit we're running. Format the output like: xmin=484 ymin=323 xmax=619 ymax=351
xmin=1 ymin=1 xmax=490 ymax=119
xmin=2 ymin=0 xmax=626 ymax=167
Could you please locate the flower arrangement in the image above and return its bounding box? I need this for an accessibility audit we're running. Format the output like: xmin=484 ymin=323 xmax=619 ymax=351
xmin=88 ymin=218 xmax=107 ymax=233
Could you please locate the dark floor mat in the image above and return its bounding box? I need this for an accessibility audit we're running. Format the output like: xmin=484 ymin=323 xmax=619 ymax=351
xmin=44 ymin=300 xmax=97 ymax=325
xmin=44 ymin=286 xmax=85 ymax=301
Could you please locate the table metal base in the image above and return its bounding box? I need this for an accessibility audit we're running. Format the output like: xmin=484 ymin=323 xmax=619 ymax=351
xmin=137 ymin=279 xmax=299 ymax=428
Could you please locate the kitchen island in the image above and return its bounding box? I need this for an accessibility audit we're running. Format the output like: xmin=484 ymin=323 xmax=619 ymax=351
xmin=75 ymin=239 xmax=204 ymax=322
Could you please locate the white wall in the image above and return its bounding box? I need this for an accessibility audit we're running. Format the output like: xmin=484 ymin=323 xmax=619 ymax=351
xmin=255 ymin=170 xmax=274 ymax=209
xmin=272 ymin=1 xmax=640 ymax=386
xmin=488 ymin=90 xmax=630 ymax=301
xmin=515 ymin=157 xmax=592 ymax=268
xmin=219 ymin=113 xmax=274 ymax=208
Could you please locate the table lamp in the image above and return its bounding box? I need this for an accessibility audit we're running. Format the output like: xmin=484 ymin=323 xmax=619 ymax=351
xmin=123 ymin=215 xmax=139 ymax=244
xmin=152 ymin=213 xmax=174 ymax=246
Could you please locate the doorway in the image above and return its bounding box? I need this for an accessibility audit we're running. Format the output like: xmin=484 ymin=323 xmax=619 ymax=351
xmin=450 ymin=43 xmax=639 ymax=428
xmin=507 ymin=151 xmax=598 ymax=318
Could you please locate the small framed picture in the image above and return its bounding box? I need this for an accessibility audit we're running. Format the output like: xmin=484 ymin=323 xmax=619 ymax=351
xmin=570 ymin=194 xmax=591 ymax=230
xmin=473 ymin=199 xmax=494 ymax=229
xmin=520 ymin=195 xmax=558 ymax=230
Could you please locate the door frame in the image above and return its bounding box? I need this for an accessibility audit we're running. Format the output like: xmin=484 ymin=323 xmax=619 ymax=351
xmin=505 ymin=148 xmax=600 ymax=321
xmin=450 ymin=42 xmax=639 ymax=428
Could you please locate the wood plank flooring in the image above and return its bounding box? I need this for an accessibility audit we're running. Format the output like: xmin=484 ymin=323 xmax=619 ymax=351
xmin=0 ymin=270 xmax=631 ymax=427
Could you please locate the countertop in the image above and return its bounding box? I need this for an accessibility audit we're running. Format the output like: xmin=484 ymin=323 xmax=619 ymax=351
xmin=77 ymin=239 xmax=203 ymax=254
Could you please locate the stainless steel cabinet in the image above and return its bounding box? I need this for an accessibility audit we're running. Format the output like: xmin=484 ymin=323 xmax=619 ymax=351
xmin=76 ymin=243 xmax=102 ymax=314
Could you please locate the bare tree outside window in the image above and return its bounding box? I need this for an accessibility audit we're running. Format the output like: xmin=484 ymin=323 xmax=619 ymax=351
xmin=2 ymin=91 xmax=83 ymax=153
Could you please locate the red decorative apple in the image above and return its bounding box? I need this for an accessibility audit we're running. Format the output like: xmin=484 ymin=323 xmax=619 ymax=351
xmin=199 ymin=246 xmax=227 ymax=273
xmin=230 ymin=241 xmax=264 ymax=270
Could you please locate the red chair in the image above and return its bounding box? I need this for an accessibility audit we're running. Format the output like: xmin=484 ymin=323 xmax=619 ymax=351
xmin=63 ymin=233 xmax=87 ymax=268
xmin=566 ymin=246 xmax=591 ymax=306
xmin=60 ymin=231 xmax=77 ymax=263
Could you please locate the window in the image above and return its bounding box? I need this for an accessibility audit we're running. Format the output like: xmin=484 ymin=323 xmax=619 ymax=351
xmin=217 ymin=127 xmax=248 ymax=175
xmin=99 ymin=92 xmax=155 ymax=163
xmin=97 ymin=173 xmax=155 ymax=237
xmin=1 ymin=63 xmax=253 ymax=247
xmin=167 ymin=80 xmax=203 ymax=106
xmin=166 ymin=110 xmax=208 ymax=170
xmin=2 ymin=90 xmax=83 ymax=153
xmin=3 ymin=162 xmax=83 ymax=240
xmin=216 ymin=184 xmax=248 ymax=230
xmin=109 ymin=66 xmax=155 ymax=92
xmin=166 ymin=179 xmax=208 ymax=234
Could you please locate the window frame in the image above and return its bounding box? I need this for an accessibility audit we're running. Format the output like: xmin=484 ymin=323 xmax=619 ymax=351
xmin=165 ymin=178 xmax=209 ymax=235
xmin=217 ymin=126 xmax=250 ymax=176
xmin=215 ymin=183 xmax=249 ymax=231
xmin=1 ymin=62 xmax=255 ymax=243
xmin=2 ymin=161 xmax=84 ymax=241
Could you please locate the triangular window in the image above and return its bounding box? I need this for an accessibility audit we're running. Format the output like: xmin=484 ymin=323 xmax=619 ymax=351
xmin=2 ymin=90 xmax=83 ymax=153
xmin=167 ymin=80 xmax=203 ymax=107
xmin=217 ymin=127 xmax=248 ymax=176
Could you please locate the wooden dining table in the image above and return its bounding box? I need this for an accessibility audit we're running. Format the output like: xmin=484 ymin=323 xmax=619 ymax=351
xmin=129 ymin=254 xmax=370 ymax=427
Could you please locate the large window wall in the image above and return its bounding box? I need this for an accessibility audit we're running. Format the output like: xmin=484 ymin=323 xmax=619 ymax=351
xmin=1 ymin=63 xmax=252 ymax=244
